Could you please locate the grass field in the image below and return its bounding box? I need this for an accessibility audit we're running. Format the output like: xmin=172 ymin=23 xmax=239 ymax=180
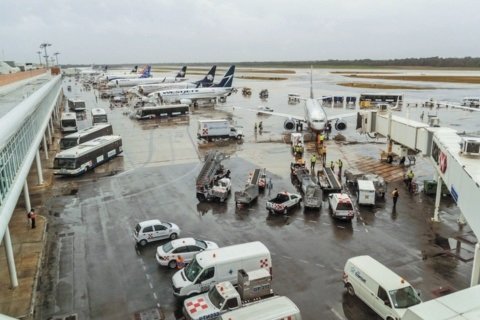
xmin=337 ymin=82 xmax=431 ymax=90
xmin=346 ymin=74 xmax=480 ymax=84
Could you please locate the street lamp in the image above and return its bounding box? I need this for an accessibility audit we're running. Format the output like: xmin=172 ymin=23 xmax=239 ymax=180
xmin=39 ymin=42 xmax=52 ymax=68
xmin=36 ymin=51 xmax=42 ymax=66
xmin=54 ymin=52 xmax=60 ymax=66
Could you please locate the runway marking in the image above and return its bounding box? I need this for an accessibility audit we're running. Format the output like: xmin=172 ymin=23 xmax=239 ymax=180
xmin=315 ymin=263 xmax=325 ymax=268
xmin=142 ymin=265 xmax=147 ymax=271
xmin=282 ymin=255 xmax=292 ymax=260
xmin=322 ymin=222 xmax=331 ymax=226
xmin=299 ymin=259 xmax=309 ymax=264
xmin=330 ymin=307 xmax=345 ymax=320
xmin=149 ymin=282 xmax=153 ymax=289
xmin=153 ymin=292 xmax=158 ymax=300
xmin=146 ymin=274 xmax=150 ymax=280
xmin=336 ymin=225 xmax=345 ymax=229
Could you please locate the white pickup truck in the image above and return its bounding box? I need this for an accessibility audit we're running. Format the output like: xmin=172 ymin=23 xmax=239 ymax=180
xmin=266 ymin=192 xmax=302 ymax=214
xmin=183 ymin=269 xmax=273 ymax=320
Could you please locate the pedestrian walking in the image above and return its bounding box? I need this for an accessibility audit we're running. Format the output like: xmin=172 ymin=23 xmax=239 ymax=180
xmin=321 ymin=145 xmax=327 ymax=165
xmin=95 ymin=95 xmax=98 ymax=103
xmin=392 ymin=188 xmax=399 ymax=208
xmin=176 ymin=255 xmax=185 ymax=269
xmin=330 ymin=160 xmax=335 ymax=172
xmin=29 ymin=209 xmax=36 ymax=229
xmin=267 ymin=178 xmax=273 ymax=195
xmin=337 ymin=159 xmax=343 ymax=178
xmin=310 ymin=154 xmax=317 ymax=172
xmin=254 ymin=123 xmax=258 ymax=132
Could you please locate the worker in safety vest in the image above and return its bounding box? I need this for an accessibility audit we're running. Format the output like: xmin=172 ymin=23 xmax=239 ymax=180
xmin=406 ymin=170 xmax=415 ymax=192
xmin=330 ymin=160 xmax=335 ymax=172
xmin=321 ymin=145 xmax=327 ymax=165
xmin=310 ymin=154 xmax=317 ymax=172
xmin=337 ymin=159 xmax=343 ymax=178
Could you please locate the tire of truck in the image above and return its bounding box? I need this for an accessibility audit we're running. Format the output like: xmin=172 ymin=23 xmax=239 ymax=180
xmin=346 ymin=283 xmax=355 ymax=296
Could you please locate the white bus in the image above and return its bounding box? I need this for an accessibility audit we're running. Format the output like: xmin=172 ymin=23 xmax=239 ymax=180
xmin=359 ymin=93 xmax=404 ymax=109
xmin=134 ymin=104 xmax=189 ymax=120
xmin=462 ymin=97 xmax=480 ymax=107
xmin=60 ymin=113 xmax=78 ymax=133
xmin=53 ymin=135 xmax=123 ymax=176
xmin=91 ymin=108 xmax=108 ymax=125
xmin=59 ymin=124 xmax=113 ymax=150
xmin=68 ymin=98 xmax=86 ymax=112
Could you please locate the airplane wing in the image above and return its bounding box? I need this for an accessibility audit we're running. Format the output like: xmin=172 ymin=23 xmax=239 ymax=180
xmin=327 ymin=112 xmax=358 ymax=121
xmin=450 ymin=105 xmax=480 ymax=112
xmin=240 ymin=107 xmax=305 ymax=122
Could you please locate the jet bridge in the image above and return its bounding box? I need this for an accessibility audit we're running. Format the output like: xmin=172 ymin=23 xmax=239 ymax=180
xmin=358 ymin=110 xmax=480 ymax=286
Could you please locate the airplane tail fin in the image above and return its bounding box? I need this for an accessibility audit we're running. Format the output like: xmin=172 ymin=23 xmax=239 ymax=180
xmin=195 ymin=65 xmax=216 ymax=88
xmin=131 ymin=65 xmax=138 ymax=73
xmin=216 ymin=65 xmax=235 ymax=88
xmin=139 ymin=65 xmax=151 ymax=78
xmin=310 ymin=65 xmax=314 ymax=99
xmin=175 ymin=66 xmax=187 ymax=79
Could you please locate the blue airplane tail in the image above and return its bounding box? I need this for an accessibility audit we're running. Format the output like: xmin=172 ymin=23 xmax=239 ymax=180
xmin=216 ymin=65 xmax=235 ymax=88
xmin=139 ymin=65 xmax=152 ymax=78
xmin=195 ymin=65 xmax=216 ymax=88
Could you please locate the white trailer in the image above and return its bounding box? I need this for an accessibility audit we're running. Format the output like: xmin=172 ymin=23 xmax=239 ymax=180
xmin=357 ymin=179 xmax=376 ymax=205
xmin=197 ymin=119 xmax=243 ymax=141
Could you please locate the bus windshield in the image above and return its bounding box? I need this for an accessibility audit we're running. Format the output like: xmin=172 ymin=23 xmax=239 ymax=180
xmin=54 ymin=158 xmax=76 ymax=169
xmin=93 ymin=115 xmax=108 ymax=123
xmin=62 ymin=119 xmax=76 ymax=127
xmin=60 ymin=138 xmax=78 ymax=150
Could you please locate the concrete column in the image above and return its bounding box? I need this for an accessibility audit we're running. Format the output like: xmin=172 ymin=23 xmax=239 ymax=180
xmin=46 ymin=123 xmax=52 ymax=145
xmin=43 ymin=134 xmax=49 ymax=159
xmin=50 ymin=116 xmax=55 ymax=135
xmin=35 ymin=150 xmax=44 ymax=185
xmin=3 ymin=227 xmax=18 ymax=288
xmin=23 ymin=180 xmax=31 ymax=212
xmin=470 ymin=243 xmax=480 ymax=286
xmin=432 ymin=175 xmax=442 ymax=222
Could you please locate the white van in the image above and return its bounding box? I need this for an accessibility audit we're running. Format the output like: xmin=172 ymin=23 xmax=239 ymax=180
xmin=357 ymin=180 xmax=376 ymax=206
xmin=343 ymin=255 xmax=422 ymax=320
xmin=219 ymin=296 xmax=301 ymax=320
xmin=328 ymin=193 xmax=355 ymax=221
xmin=172 ymin=241 xmax=271 ymax=297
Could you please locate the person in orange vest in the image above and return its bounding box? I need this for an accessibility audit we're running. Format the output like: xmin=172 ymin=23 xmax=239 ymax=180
xmin=176 ymin=255 xmax=185 ymax=269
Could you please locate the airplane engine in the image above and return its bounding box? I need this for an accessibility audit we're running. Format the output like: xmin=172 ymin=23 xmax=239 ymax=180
xmin=335 ymin=119 xmax=347 ymax=131
xmin=284 ymin=118 xmax=296 ymax=130
xmin=180 ymin=98 xmax=192 ymax=105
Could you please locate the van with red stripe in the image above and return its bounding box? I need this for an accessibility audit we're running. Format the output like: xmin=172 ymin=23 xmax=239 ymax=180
xmin=218 ymin=296 xmax=301 ymax=320
xmin=172 ymin=242 xmax=271 ymax=297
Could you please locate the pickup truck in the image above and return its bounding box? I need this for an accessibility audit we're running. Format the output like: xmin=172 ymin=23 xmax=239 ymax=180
xmin=266 ymin=192 xmax=302 ymax=214
xmin=183 ymin=269 xmax=273 ymax=320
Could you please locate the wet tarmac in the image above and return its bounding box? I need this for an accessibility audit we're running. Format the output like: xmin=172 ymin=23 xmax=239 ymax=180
xmin=34 ymin=71 xmax=478 ymax=320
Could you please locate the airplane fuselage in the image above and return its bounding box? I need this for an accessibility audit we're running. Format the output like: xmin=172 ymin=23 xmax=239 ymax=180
xmin=158 ymin=87 xmax=233 ymax=102
xmin=304 ymin=99 xmax=328 ymax=132
xmin=108 ymin=77 xmax=185 ymax=88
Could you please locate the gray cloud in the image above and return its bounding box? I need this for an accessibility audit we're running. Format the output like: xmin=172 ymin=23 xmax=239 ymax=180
xmin=1 ymin=0 xmax=479 ymax=64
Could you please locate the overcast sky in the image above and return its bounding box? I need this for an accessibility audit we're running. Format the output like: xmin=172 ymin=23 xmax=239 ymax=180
xmin=1 ymin=0 xmax=479 ymax=64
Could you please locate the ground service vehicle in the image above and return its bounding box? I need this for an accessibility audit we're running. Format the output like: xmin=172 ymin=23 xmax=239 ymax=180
xmin=134 ymin=104 xmax=189 ymax=119
xmin=343 ymin=255 xmax=421 ymax=320
xmin=196 ymin=151 xmax=231 ymax=202
xmin=328 ymin=193 xmax=355 ymax=220
xmin=266 ymin=192 xmax=302 ymax=214
xmin=133 ymin=219 xmax=180 ymax=247
xmin=68 ymin=98 xmax=86 ymax=111
xmin=91 ymin=108 xmax=108 ymax=125
xmin=197 ymin=119 xmax=243 ymax=141
xmin=363 ymin=173 xmax=387 ymax=198
xmin=219 ymin=296 xmax=302 ymax=320
xmin=462 ymin=97 xmax=480 ymax=107
xmin=357 ymin=179 xmax=376 ymax=206
xmin=183 ymin=268 xmax=273 ymax=320
xmin=53 ymin=135 xmax=122 ymax=176
xmin=60 ymin=112 xmax=78 ymax=133
xmin=317 ymin=167 xmax=342 ymax=194
xmin=303 ymin=184 xmax=322 ymax=209
xmin=402 ymin=285 xmax=480 ymax=320
xmin=234 ymin=168 xmax=263 ymax=205
xmin=156 ymin=238 xmax=218 ymax=268
xmin=172 ymin=241 xmax=271 ymax=297
xmin=59 ymin=124 xmax=113 ymax=150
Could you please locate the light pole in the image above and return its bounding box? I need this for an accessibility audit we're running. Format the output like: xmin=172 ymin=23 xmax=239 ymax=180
xmin=40 ymin=42 xmax=52 ymax=68
xmin=36 ymin=51 xmax=42 ymax=67
xmin=54 ymin=52 xmax=60 ymax=66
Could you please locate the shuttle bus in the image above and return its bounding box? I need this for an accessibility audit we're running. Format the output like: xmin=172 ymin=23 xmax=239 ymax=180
xmin=60 ymin=113 xmax=78 ymax=133
xmin=134 ymin=104 xmax=189 ymax=120
xmin=59 ymin=124 xmax=113 ymax=150
xmin=68 ymin=98 xmax=86 ymax=112
xmin=53 ymin=135 xmax=123 ymax=176
xmin=359 ymin=93 xmax=404 ymax=109
xmin=462 ymin=97 xmax=480 ymax=107
xmin=91 ymin=108 xmax=108 ymax=125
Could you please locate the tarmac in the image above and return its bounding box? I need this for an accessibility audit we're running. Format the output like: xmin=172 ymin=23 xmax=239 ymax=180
xmin=0 ymin=121 xmax=60 ymax=319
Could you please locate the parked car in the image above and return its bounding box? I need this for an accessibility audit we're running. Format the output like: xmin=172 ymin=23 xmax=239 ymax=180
xmin=328 ymin=193 xmax=355 ymax=221
xmin=156 ymin=238 xmax=218 ymax=268
xmin=133 ymin=219 xmax=180 ymax=247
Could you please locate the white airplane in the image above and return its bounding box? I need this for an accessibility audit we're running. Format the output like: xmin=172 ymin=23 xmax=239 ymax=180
xmin=107 ymin=66 xmax=187 ymax=88
xmin=131 ymin=65 xmax=217 ymax=96
xmin=98 ymin=65 xmax=152 ymax=82
xmin=155 ymin=65 xmax=235 ymax=105
xmin=254 ymin=68 xmax=356 ymax=132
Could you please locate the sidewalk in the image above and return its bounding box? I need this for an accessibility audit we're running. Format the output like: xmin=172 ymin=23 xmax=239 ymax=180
xmin=0 ymin=125 xmax=61 ymax=319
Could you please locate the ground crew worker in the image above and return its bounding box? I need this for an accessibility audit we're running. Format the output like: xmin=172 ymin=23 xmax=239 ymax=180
xmin=392 ymin=188 xmax=399 ymax=208
xmin=29 ymin=209 xmax=36 ymax=229
xmin=337 ymin=159 xmax=343 ymax=178
xmin=259 ymin=121 xmax=263 ymax=131
xmin=319 ymin=133 xmax=325 ymax=146
xmin=406 ymin=170 xmax=415 ymax=192
xmin=321 ymin=145 xmax=327 ymax=165
xmin=310 ymin=154 xmax=317 ymax=172
xmin=176 ymin=255 xmax=185 ymax=269
xmin=330 ymin=160 xmax=335 ymax=171
xmin=254 ymin=123 xmax=257 ymax=132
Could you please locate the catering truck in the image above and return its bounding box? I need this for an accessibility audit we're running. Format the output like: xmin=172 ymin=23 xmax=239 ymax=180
xmin=183 ymin=268 xmax=273 ymax=320
xmin=197 ymin=119 xmax=243 ymax=141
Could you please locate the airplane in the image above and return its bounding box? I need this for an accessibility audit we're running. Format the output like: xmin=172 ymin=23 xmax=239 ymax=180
xmin=154 ymin=65 xmax=235 ymax=105
xmin=252 ymin=68 xmax=355 ymax=133
xmin=101 ymin=65 xmax=152 ymax=82
xmin=131 ymin=65 xmax=217 ymax=96
xmin=107 ymin=66 xmax=187 ymax=88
